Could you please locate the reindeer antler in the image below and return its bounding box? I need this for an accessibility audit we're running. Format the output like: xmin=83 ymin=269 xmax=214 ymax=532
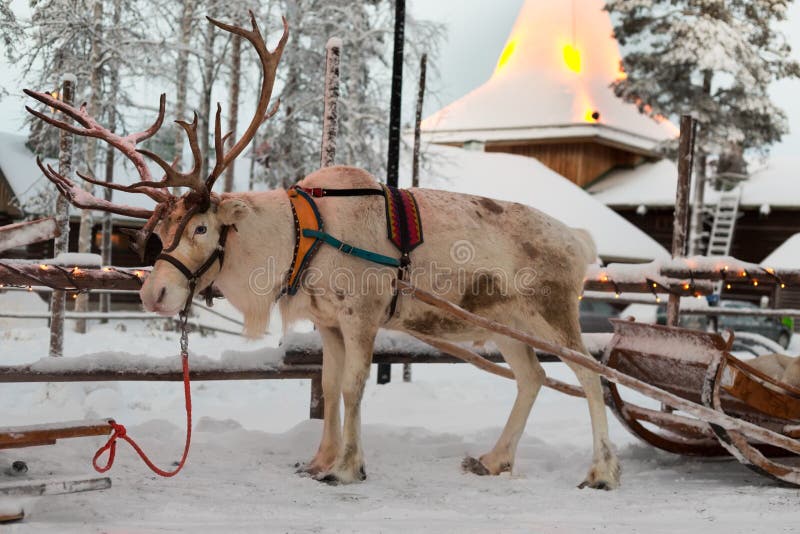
xmin=24 ymin=89 xmax=173 ymax=207
xmin=26 ymin=12 xmax=289 ymax=222
xmin=206 ymin=12 xmax=288 ymax=191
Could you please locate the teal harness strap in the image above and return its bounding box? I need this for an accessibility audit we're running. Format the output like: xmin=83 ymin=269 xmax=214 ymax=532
xmin=302 ymin=229 xmax=401 ymax=268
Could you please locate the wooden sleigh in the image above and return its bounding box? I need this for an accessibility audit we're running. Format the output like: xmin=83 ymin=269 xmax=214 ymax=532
xmin=602 ymin=319 xmax=800 ymax=485
xmin=396 ymin=280 xmax=800 ymax=487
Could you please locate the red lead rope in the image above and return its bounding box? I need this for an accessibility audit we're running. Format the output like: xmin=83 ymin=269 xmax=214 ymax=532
xmin=93 ymin=351 xmax=193 ymax=477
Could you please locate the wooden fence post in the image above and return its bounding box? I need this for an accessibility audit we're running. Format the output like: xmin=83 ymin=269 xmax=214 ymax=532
xmin=411 ymin=53 xmax=427 ymax=189
xmin=667 ymin=115 xmax=696 ymax=327
xmin=49 ymin=75 xmax=75 ymax=357
xmin=379 ymin=0 xmax=406 ymax=387
xmin=320 ymin=38 xmax=341 ymax=168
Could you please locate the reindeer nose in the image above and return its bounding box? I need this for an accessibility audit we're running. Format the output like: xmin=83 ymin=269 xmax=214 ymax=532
xmin=156 ymin=286 xmax=167 ymax=304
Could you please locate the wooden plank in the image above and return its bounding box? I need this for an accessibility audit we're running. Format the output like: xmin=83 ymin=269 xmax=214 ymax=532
xmin=0 ymin=477 xmax=111 ymax=497
xmin=0 ymin=218 xmax=59 ymax=253
xmin=0 ymin=263 xmax=146 ymax=291
xmin=0 ymin=365 xmax=321 ymax=383
xmin=0 ymin=419 xmax=112 ymax=448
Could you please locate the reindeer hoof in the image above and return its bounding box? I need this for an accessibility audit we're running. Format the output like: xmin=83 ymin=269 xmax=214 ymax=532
xmin=578 ymin=479 xmax=613 ymax=490
xmin=318 ymin=473 xmax=342 ymax=486
xmin=461 ymin=456 xmax=491 ymax=476
xmin=315 ymin=464 xmax=367 ymax=485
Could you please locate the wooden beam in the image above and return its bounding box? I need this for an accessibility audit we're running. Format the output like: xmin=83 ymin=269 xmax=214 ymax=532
xmin=0 ymin=477 xmax=111 ymax=497
xmin=0 ymin=218 xmax=59 ymax=252
xmin=667 ymin=115 xmax=696 ymax=326
xmin=0 ymin=365 xmax=321 ymax=383
xmin=0 ymin=263 xmax=147 ymax=290
xmin=0 ymin=419 xmax=111 ymax=449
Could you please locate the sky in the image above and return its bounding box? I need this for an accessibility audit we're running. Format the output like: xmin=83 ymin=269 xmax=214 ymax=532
xmin=1 ymin=0 xmax=799 ymax=157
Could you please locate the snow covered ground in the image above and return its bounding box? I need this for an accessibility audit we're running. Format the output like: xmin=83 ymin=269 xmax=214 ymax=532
xmin=1 ymin=300 xmax=799 ymax=532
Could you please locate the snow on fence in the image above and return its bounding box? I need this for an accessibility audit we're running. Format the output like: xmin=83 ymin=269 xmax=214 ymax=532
xmin=2 ymin=259 xmax=724 ymax=296
xmin=0 ymin=218 xmax=60 ymax=253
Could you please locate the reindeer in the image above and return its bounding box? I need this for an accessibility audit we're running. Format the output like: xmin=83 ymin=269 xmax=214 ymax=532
xmin=26 ymin=14 xmax=620 ymax=489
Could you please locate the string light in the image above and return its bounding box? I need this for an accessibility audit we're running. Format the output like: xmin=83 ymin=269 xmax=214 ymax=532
xmin=102 ymin=267 xmax=111 ymax=272
xmin=72 ymin=266 xmax=81 ymax=274
xmin=39 ymin=264 xmax=49 ymax=271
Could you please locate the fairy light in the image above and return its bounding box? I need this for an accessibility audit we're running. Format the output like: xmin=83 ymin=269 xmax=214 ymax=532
xmin=27 ymin=286 xmax=32 ymax=292
xmin=578 ymin=294 xmax=584 ymax=301
xmin=726 ymin=283 xmax=732 ymax=290
xmin=682 ymin=282 xmax=690 ymax=291
xmin=72 ymin=266 xmax=82 ymax=275
xmin=781 ymin=283 xmax=786 ymax=289
xmin=753 ymin=280 xmax=759 ymax=287
xmin=134 ymin=270 xmax=143 ymax=278
xmin=655 ymin=296 xmax=662 ymax=303
xmin=39 ymin=264 xmax=49 ymax=271
xmin=614 ymin=292 xmax=620 ymax=299
xmin=600 ymin=273 xmax=609 ymax=283
xmin=740 ymin=270 xmax=747 ymax=278
xmin=102 ymin=267 xmax=111 ymax=272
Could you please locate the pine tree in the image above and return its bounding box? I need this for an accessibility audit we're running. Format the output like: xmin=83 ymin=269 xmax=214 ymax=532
xmin=606 ymin=0 xmax=800 ymax=163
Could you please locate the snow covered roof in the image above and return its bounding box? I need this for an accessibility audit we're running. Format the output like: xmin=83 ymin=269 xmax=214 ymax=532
xmin=590 ymin=155 xmax=800 ymax=210
xmin=403 ymin=144 xmax=669 ymax=263
xmin=762 ymin=233 xmax=800 ymax=269
xmin=589 ymin=159 xmax=682 ymax=208
xmin=0 ymin=131 xmax=50 ymax=207
xmin=420 ymin=0 xmax=677 ymax=152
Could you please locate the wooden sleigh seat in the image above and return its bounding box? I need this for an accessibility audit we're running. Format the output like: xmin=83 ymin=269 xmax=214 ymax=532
xmin=603 ymin=318 xmax=800 ymax=485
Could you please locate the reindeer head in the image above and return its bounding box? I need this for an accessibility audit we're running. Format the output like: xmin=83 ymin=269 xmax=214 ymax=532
xmin=26 ymin=13 xmax=288 ymax=315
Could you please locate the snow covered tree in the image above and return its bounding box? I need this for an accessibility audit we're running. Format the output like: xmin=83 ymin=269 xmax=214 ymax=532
xmin=606 ymin=0 xmax=800 ymax=164
xmin=1 ymin=0 xmax=19 ymax=61
xmin=256 ymin=0 xmax=441 ymax=188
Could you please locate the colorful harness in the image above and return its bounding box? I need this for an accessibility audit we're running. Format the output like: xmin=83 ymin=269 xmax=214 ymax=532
xmin=283 ymin=185 xmax=424 ymax=316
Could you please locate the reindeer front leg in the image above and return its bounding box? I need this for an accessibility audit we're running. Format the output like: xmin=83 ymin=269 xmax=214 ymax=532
xmin=300 ymin=326 xmax=345 ymax=476
xmin=317 ymin=320 xmax=378 ymax=484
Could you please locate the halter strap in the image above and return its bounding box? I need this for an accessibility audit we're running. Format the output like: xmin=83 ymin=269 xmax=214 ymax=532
xmin=157 ymin=225 xmax=232 ymax=290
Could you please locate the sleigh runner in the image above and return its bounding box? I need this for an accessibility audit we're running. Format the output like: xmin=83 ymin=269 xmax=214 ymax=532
xmin=601 ymin=319 xmax=800 ymax=484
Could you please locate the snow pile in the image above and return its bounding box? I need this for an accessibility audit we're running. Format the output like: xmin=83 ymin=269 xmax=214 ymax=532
xmin=762 ymin=233 xmax=800 ymax=269
xmin=405 ymin=144 xmax=668 ymax=262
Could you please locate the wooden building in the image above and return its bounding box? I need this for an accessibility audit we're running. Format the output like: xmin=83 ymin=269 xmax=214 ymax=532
xmin=420 ymin=0 xmax=676 ymax=188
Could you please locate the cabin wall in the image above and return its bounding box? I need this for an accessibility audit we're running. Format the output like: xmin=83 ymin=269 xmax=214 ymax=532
xmin=485 ymin=140 xmax=643 ymax=187
xmin=615 ymin=207 xmax=800 ymax=264
xmin=0 ymin=173 xmax=22 ymax=220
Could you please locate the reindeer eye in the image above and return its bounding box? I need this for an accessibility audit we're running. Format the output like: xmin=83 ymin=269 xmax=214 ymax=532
xmin=194 ymin=225 xmax=207 ymax=235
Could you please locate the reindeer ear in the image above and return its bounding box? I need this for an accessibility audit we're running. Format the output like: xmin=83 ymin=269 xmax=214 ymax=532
xmin=218 ymin=198 xmax=251 ymax=225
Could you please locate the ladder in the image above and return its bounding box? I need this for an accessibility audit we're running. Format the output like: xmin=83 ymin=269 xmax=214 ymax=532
xmin=706 ymin=186 xmax=741 ymax=257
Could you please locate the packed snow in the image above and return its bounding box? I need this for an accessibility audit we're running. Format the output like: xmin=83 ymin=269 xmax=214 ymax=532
xmin=1 ymin=289 xmax=799 ymax=532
